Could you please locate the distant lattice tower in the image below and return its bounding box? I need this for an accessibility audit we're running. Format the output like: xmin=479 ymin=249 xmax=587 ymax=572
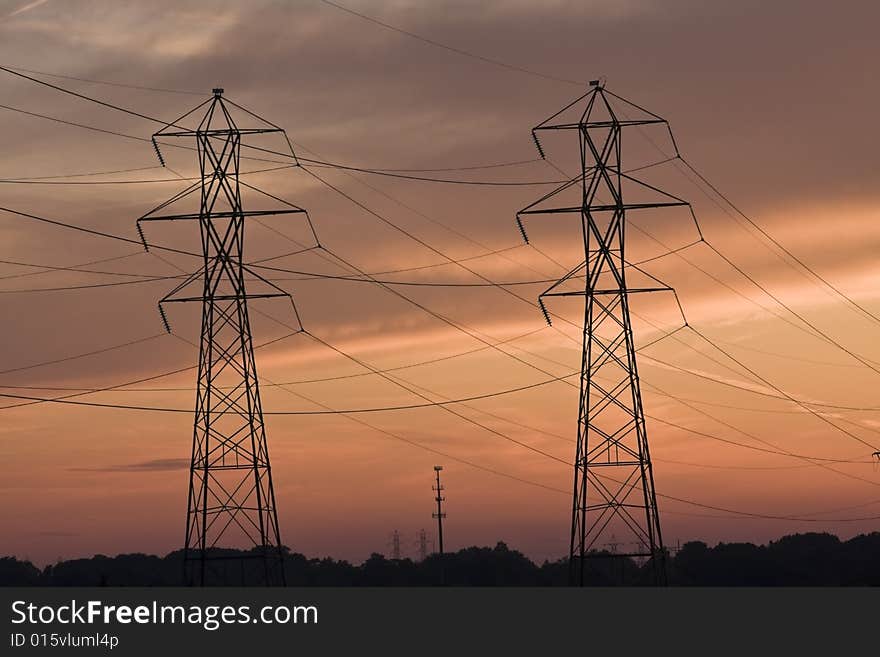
xmin=137 ymin=88 xmax=317 ymax=586
xmin=391 ymin=530 xmax=402 ymax=560
xmin=518 ymin=81 xmax=690 ymax=585
xmin=416 ymin=529 xmax=428 ymax=562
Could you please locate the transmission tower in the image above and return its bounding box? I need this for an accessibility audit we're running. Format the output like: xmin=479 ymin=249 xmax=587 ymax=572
xmin=136 ymin=88 xmax=315 ymax=586
xmin=391 ymin=530 xmax=402 ymax=560
xmin=416 ymin=528 xmax=428 ymax=562
xmin=517 ymin=81 xmax=689 ymax=586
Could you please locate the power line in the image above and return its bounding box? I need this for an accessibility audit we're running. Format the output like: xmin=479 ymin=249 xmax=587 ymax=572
xmin=0 ymin=326 xmax=550 ymax=393
xmin=0 ymin=368 xmax=579 ymax=416
xmin=509 ymin=203 xmax=880 ymax=495
xmin=639 ymin=352 xmax=880 ymax=412
xmin=2 ymin=91 xmax=544 ymax=175
xmin=295 ymin=152 xmax=880 ymax=489
xmin=246 ymin=242 xmax=699 ymax=288
xmin=0 ymin=164 xmax=161 ymax=181
xmin=0 ymin=65 xmax=548 ymax=185
xmin=303 ymin=330 xmax=570 ymax=463
xmin=0 ymin=326 xmax=305 ymax=413
xmin=337 ymin=157 xmax=542 ymax=173
xmin=0 ymin=205 xmax=199 ymax=258
xmin=533 ymin=158 xmax=880 ymax=475
xmin=598 ymin=101 xmax=880 ymax=377
xmin=368 ymin=342 xmax=869 ymax=474
xmin=0 ymin=164 xmax=293 ymax=185
xmin=494 ymin=332 xmax=880 ymax=467
xmin=0 ymin=65 xmax=185 ymax=128
xmin=0 ymin=87 xmax=597 ymax=186
xmin=706 ymin=335 xmax=867 ymax=370
xmin=2 ymin=314 xmax=873 ymax=523
xmin=611 ymin=102 xmax=880 ymax=366
xmin=679 ymin=156 xmax=880 ymax=329
xmin=494 ymin=328 xmax=879 ymax=467
xmin=2 ymin=64 xmax=203 ymax=96
xmin=0 ymin=101 xmax=154 ymax=144
xmin=291 ymin=137 xmax=571 ymax=284
xmin=0 ymin=275 xmax=175 ymax=294
xmin=0 ymin=333 xmax=166 ymax=376
xmin=300 ymin=158 xmax=567 ymax=186
xmin=0 ymin=251 xmax=148 ymax=282
xmin=252 ymin=326 xmax=880 ymax=523
xmin=686 ymin=325 xmax=879 ymax=452
xmin=699 ymin=239 xmax=880 ymax=378
xmin=0 ymin=240 xmax=699 ymax=291
xmin=0 ymin=101 xmax=291 ymax=166
xmin=167 ymin=333 xmax=572 ymax=499
xmin=314 ymin=0 xmax=584 ymax=86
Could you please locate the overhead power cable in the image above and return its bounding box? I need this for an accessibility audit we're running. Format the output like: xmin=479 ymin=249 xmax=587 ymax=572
xmin=303 ymin=143 xmax=880 ymax=500
xmin=340 ymin=157 xmax=543 ymax=173
xmin=0 ymin=205 xmax=199 ymax=258
xmin=0 ymin=326 xmax=550 ymax=393
xmin=679 ymin=156 xmax=880 ymax=329
xmin=686 ymin=325 xmax=879 ymax=452
xmin=0 ymin=164 xmax=162 ymax=181
xmin=298 ymin=159 xmax=880 ymax=480
xmin=300 ymin=157 xmax=567 ymax=186
xmin=314 ymin=0 xmax=585 ymax=86
xmin=0 ymin=251 xmax=148 ymax=283
xmin=0 ymin=333 xmax=166 ymax=376
xmin=0 ymin=163 xmax=294 ymax=185
xmin=0 ymin=369 xmax=578 ymax=416
xmin=2 ymin=64 xmax=204 ymax=96
xmin=497 ymin=323 xmax=880 ymax=474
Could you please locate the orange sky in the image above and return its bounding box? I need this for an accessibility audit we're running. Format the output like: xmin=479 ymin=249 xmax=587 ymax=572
xmin=1 ymin=0 xmax=880 ymax=566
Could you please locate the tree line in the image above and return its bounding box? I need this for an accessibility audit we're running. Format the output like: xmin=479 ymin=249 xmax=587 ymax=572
xmin=2 ymin=532 xmax=879 ymax=586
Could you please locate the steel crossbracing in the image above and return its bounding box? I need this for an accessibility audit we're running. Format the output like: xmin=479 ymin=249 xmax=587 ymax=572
xmin=518 ymin=82 xmax=690 ymax=586
xmin=136 ymin=89 xmax=314 ymax=586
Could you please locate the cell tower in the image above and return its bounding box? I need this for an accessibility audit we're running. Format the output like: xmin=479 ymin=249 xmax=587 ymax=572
xmin=432 ymin=466 xmax=446 ymax=584
xmin=432 ymin=466 xmax=446 ymax=558
xmin=517 ymin=81 xmax=689 ymax=586
xmin=136 ymin=88 xmax=315 ymax=586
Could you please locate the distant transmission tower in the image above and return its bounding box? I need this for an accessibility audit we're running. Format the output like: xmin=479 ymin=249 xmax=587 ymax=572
xmin=391 ymin=530 xmax=402 ymax=560
xmin=416 ymin=529 xmax=428 ymax=562
xmin=137 ymin=88 xmax=315 ymax=586
xmin=517 ymin=81 xmax=688 ymax=586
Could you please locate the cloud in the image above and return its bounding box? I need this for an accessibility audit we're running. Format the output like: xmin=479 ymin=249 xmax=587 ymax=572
xmin=7 ymin=0 xmax=51 ymax=19
xmin=69 ymin=458 xmax=190 ymax=473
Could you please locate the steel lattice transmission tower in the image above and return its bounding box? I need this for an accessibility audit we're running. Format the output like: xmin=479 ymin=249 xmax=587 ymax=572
xmin=136 ymin=88 xmax=317 ymax=586
xmin=517 ymin=81 xmax=689 ymax=586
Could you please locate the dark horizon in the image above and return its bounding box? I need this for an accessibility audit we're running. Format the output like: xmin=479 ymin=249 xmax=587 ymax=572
xmin=4 ymin=530 xmax=880 ymax=587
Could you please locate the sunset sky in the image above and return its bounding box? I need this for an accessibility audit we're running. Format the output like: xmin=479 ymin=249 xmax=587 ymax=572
xmin=1 ymin=0 xmax=880 ymax=566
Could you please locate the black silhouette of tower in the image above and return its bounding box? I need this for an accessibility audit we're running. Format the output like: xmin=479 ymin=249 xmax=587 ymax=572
xmin=137 ymin=88 xmax=314 ymax=586
xmin=517 ymin=81 xmax=689 ymax=586
xmin=391 ymin=530 xmax=402 ymax=560
xmin=432 ymin=466 xmax=446 ymax=584
xmin=416 ymin=529 xmax=428 ymax=562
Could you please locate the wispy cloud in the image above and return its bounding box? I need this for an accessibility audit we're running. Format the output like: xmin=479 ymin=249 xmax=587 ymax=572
xmin=69 ymin=458 xmax=189 ymax=473
xmin=8 ymin=0 xmax=51 ymax=19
